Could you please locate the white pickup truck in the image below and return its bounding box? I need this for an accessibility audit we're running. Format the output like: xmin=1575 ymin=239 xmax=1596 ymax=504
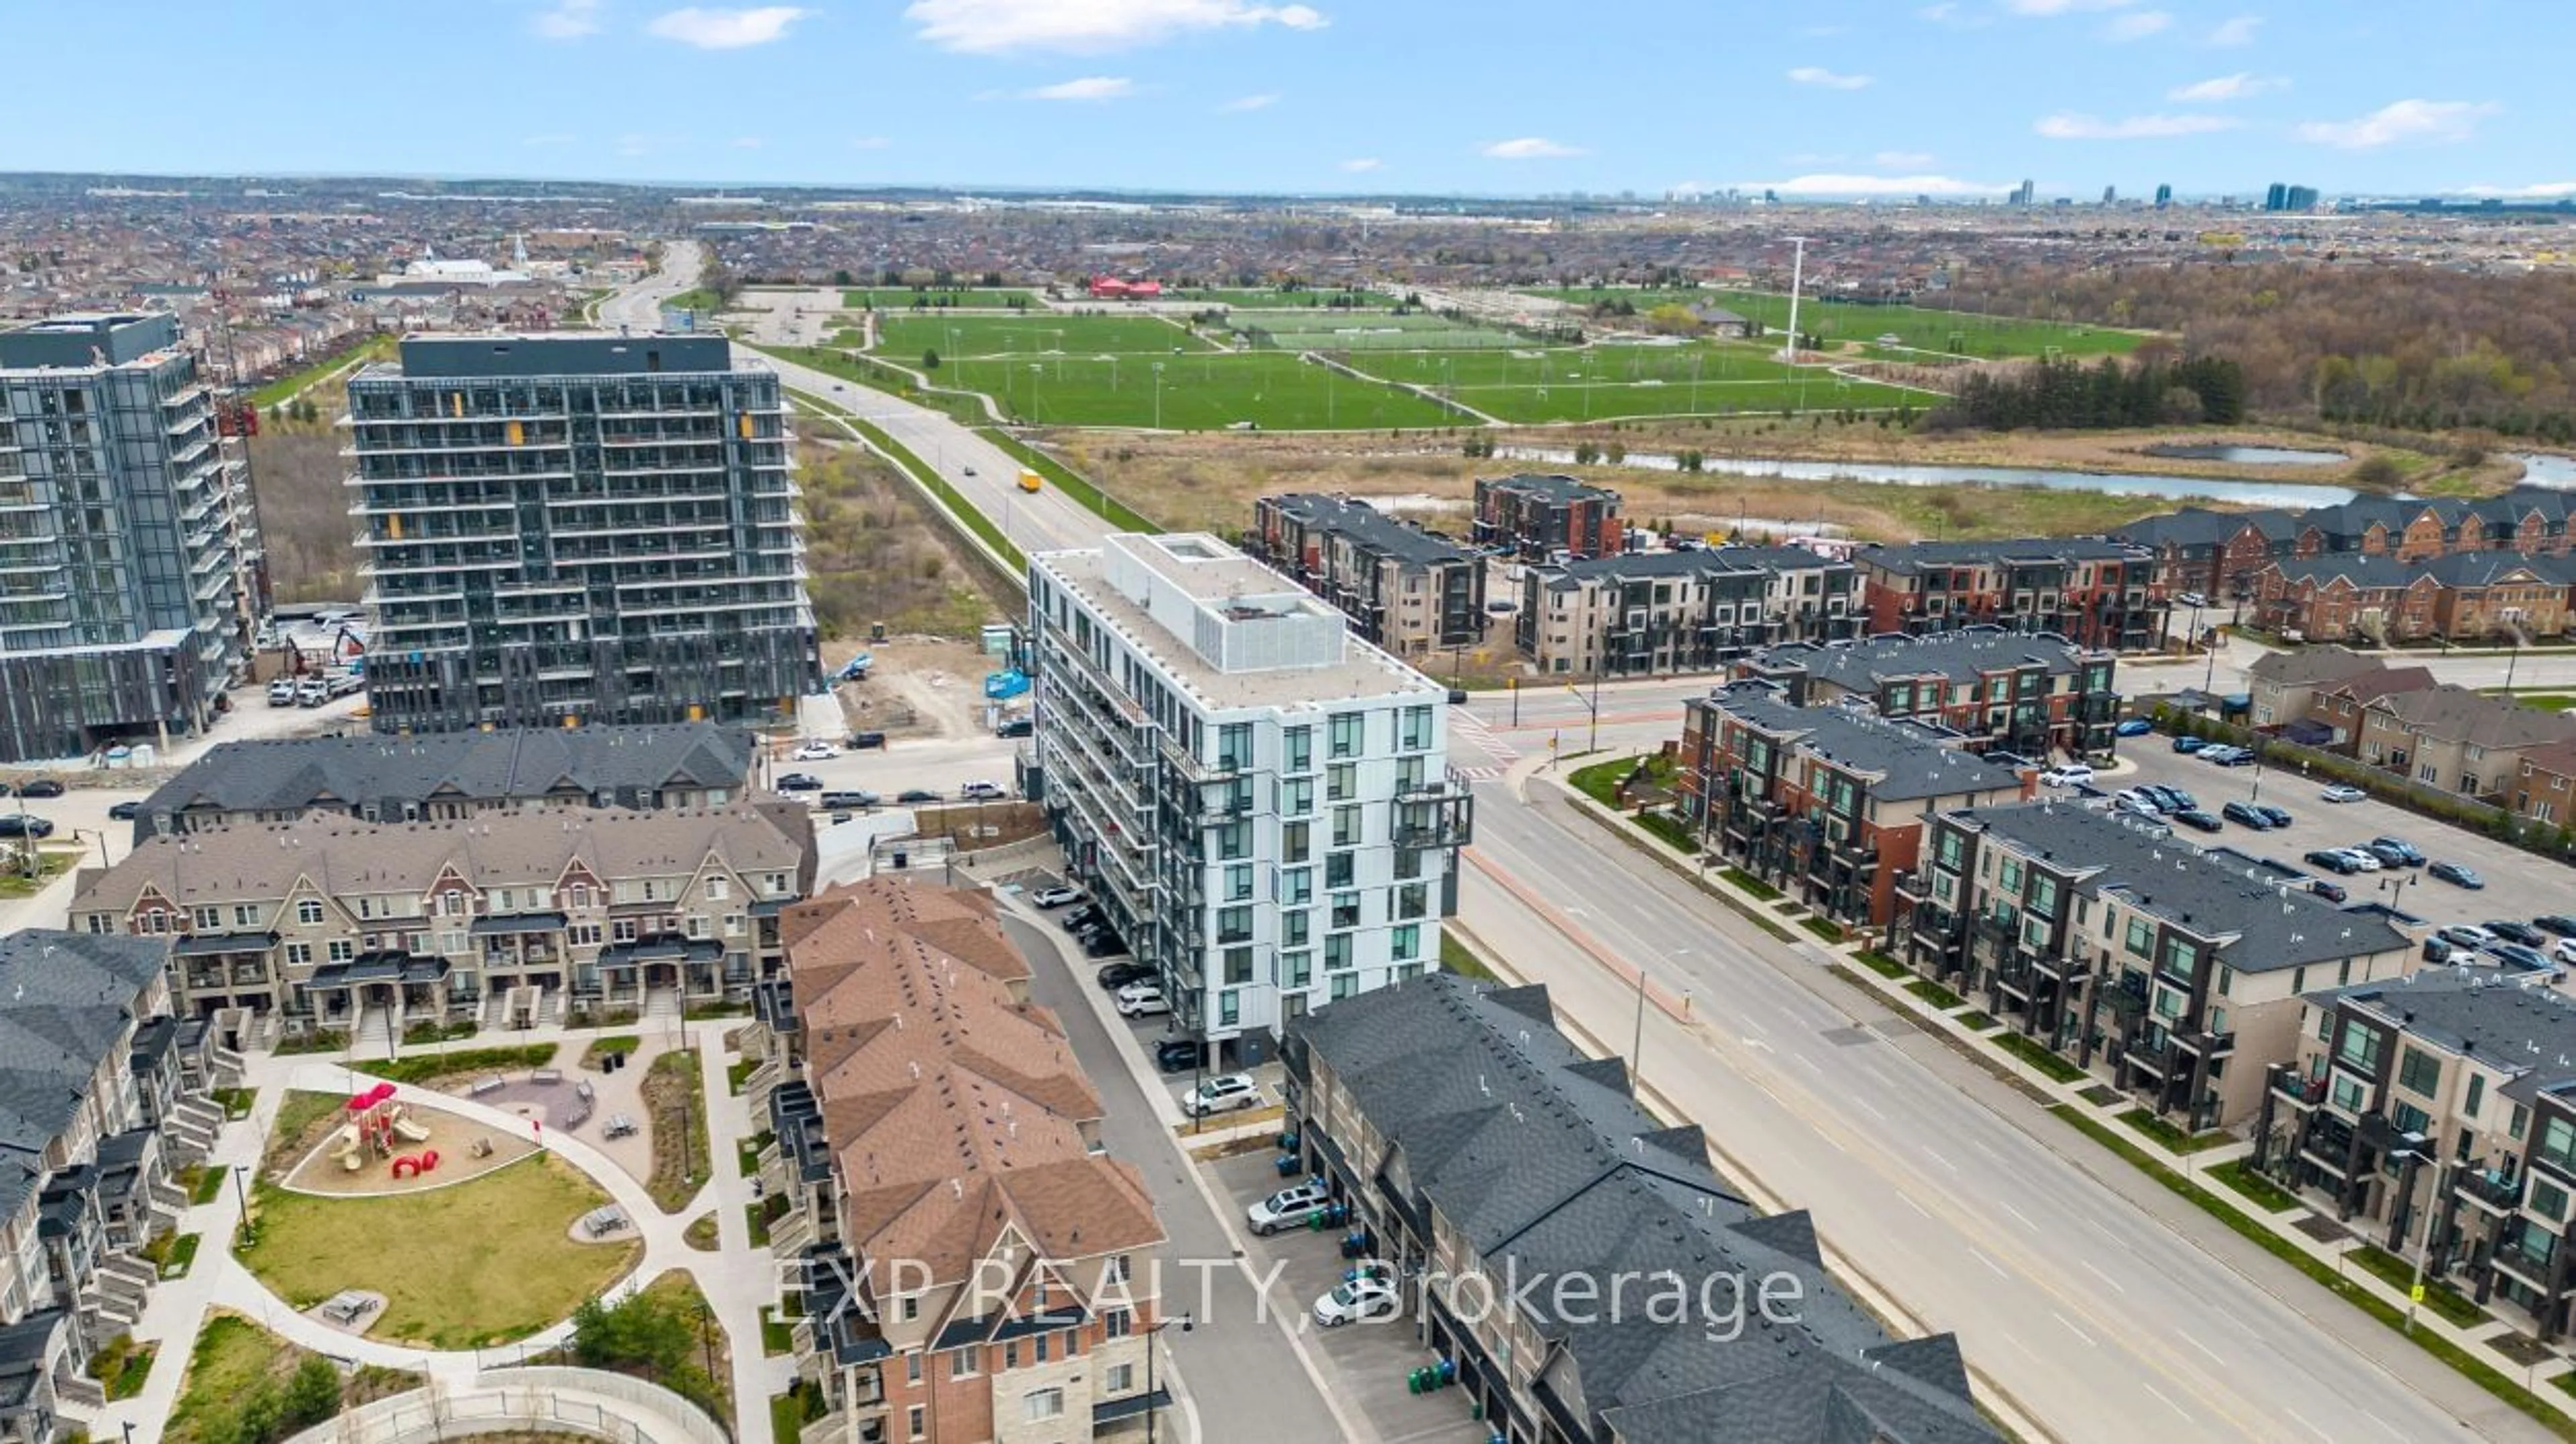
xmin=267 ymin=679 xmax=297 ymax=706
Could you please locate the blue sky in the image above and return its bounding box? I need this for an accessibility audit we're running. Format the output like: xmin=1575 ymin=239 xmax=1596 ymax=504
xmin=3 ymin=1 xmax=2563 ymax=198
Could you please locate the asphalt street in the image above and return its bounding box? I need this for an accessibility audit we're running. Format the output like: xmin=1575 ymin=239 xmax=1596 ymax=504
xmin=1460 ymin=781 xmax=2553 ymax=1443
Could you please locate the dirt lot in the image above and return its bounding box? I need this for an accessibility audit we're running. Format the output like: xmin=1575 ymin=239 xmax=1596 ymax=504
xmin=831 ymin=636 xmax=1000 ymax=742
xmin=1050 ymin=428 xmax=2220 ymax=545
xmin=800 ymin=439 xmax=1014 ymax=643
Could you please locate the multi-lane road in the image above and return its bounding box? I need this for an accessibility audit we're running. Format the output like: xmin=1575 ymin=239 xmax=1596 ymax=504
xmin=588 ymin=250 xmax=2560 ymax=1442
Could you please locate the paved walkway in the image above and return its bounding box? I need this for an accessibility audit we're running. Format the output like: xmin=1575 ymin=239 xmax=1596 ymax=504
xmin=84 ymin=1016 xmax=793 ymax=1444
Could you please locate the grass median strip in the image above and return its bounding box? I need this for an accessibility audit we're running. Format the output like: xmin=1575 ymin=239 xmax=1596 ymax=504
xmin=979 ymin=429 xmax=1159 ymax=532
xmin=2050 ymin=1103 xmax=2576 ymax=1439
xmin=791 ymin=389 xmax=1026 ymax=573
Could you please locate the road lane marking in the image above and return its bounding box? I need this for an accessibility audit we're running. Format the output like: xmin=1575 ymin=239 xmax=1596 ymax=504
xmin=2000 ymin=1202 xmax=2037 ymax=1231
xmin=2079 ymin=1260 xmax=2129 ymax=1294
xmin=2051 ymin=1311 xmax=2096 ymax=1347
xmin=1921 ymin=1146 xmax=1959 ymax=1174
xmin=2141 ymin=1382 xmax=2192 ymax=1421
xmin=1854 ymin=1098 xmax=1887 ymax=1121
xmin=2184 ymin=1334 xmax=2226 ymax=1366
xmin=1970 ymin=1248 xmax=2009 ymax=1278
xmin=1896 ymin=1192 xmax=1931 ymax=1219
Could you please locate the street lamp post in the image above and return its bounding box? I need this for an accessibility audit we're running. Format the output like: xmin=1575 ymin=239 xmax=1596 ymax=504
xmin=1152 ymin=362 xmax=1165 ymax=430
xmin=1144 ymin=1312 xmax=1194 ymax=1444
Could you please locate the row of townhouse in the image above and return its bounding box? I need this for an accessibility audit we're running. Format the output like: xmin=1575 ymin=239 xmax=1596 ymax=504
xmin=2116 ymin=486 xmax=2576 ymax=607
xmin=1898 ymin=801 xmax=2416 ymax=1129
xmin=1470 ymin=473 xmax=1623 ymax=561
xmin=2243 ymin=649 xmax=2576 ymax=808
xmin=2249 ymin=551 xmax=2576 ymax=645
xmin=68 ymin=803 xmax=814 ymax=1039
xmin=1245 ymin=494 xmax=1487 ymax=655
xmin=1515 ymin=546 xmax=1860 ymax=675
xmin=1848 ymin=537 xmax=2165 ymax=653
xmin=0 ymin=931 xmax=236 ymax=1444
xmin=1736 ymin=630 xmax=2125 ymax=761
xmin=127 ymin=724 xmax=759 ymax=842
xmin=1283 ymin=972 xmax=2000 ymax=1444
xmin=745 ymin=879 xmax=1167 ymax=1444
xmin=1676 ymin=682 xmax=2032 ymax=929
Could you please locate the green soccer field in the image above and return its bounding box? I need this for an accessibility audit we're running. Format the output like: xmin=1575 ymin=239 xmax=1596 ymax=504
xmin=1348 ymin=341 xmax=1811 ymax=390
xmin=1160 ymin=286 xmax=1400 ymax=309
xmin=947 ymin=350 xmax=1464 ymax=430
xmin=1233 ymin=310 xmax=1534 ymax=351
xmin=873 ymin=313 xmax=1219 ymax=360
xmin=843 ymin=286 xmax=1040 ymax=310
xmin=1447 ymin=374 xmax=1929 ymax=424
xmin=1516 ymin=286 xmax=2149 ymax=359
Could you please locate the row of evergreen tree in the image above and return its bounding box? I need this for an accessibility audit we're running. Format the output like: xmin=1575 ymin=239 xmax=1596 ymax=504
xmin=1929 ymin=354 xmax=2247 ymax=431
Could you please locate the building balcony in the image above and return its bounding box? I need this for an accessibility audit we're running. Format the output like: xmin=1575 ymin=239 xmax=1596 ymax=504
xmin=2459 ymin=1168 xmax=2526 ymax=1215
xmin=2270 ymin=1070 xmax=2326 ymax=1110
xmin=2492 ymin=1245 xmax=2559 ymax=1296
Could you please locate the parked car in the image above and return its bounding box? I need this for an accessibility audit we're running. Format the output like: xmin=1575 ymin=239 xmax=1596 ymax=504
xmin=996 ymin=717 xmax=1034 ymax=738
xmin=1032 ymin=885 xmax=1085 ymax=909
xmin=818 ymin=790 xmax=878 ymax=811
xmin=2538 ymin=915 xmax=2576 ymax=938
xmin=2430 ymin=860 xmax=2487 ymax=889
xmin=2436 ymin=924 xmax=2500 ymax=950
xmin=2039 ymin=765 xmax=2096 ymax=787
xmin=2304 ymin=848 xmax=2363 ymax=875
xmin=1180 ymin=1073 xmax=1263 ymax=1117
xmin=106 ymin=799 xmax=142 ymax=821
xmin=959 ymin=780 xmax=1009 ymax=801
xmin=2171 ymin=735 xmax=2207 ymax=755
xmin=1114 ymin=982 xmax=1170 ymax=1017
xmin=2307 ymin=879 xmax=2349 ymax=903
xmin=2555 ymin=938 xmax=2576 ymax=968
xmin=2369 ymin=836 xmax=2426 ymax=867
xmin=790 ymin=740 xmax=840 ymax=761
xmin=1247 ymin=1180 xmax=1334 ymax=1237
xmin=2334 ymin=847 xmax=2383 ymax=872
xmin=2114 ymin=718 xmax=2154 ymax=737
xmin=266 ymin=679 xmax=298 ymax=706
xmin=2221 ymin=801 xmax=2274 ymax=830
xmin=850 ymin=730 xmax=888 ymax=750
xmin=1083 ymin=930 xmax=1128 ymax=958
xmin=1096 ymin=962 xmax=1155 ymax=991
xmin=2359 ymin=840 xmax=2413 ymax=869
xmin=2171 ymin=809 xmax=2223 ymax=833
xmin=2487 ymin=942 xmax=2556 ymax=972
xmin=2113 ymin=787 xmax=2164 ymax=816
xmin=2487 ymin=920 xmax=2550 ymax=948
xmin=2320 ymin=785 xmax=2368 ymax=803
xmin=1155 ymin=1036 xmax=1208 ymax=1074
xmin=896 ymin=788 xmax=942 ymax=804
xmin=1064 ymin=905 xmax=1101 ymax=930
xmin=13 ymin=780 xmax=63 ymax=799
xmin=2145 ymin=785 xmax=2198 ymax=812
xmin=776 ymin=773 xmax=822 ymax=791
xmin=0 ymin=815 xmax=51 ymax=839
xmin=1314 ymin=1276 xmax=1402 ymax=1327
xmin=2255 ymin=805 xmax=2294 ymax=829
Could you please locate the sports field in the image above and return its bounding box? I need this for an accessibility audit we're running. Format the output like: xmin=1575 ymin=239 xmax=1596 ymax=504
xmin=1161 ymin=286 xmax=1399 ymax=309
xmin=949 ymin=350 xmax=1463 ymax=430
xmin=1518 ymin=286 xmax=2148 ymax=359
xmin=1230 ymin=310 xmax=1532 ymax=351
xmin=843 ymin=287 xmax=1040 ymax=310
xmin=1344 ymin=341 xmax=1925 ymax=423
xmin=873 ymin=313 xmax=1218 ymax=359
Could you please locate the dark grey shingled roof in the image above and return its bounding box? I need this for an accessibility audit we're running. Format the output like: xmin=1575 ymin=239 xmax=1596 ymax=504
xmin=2263 ymin=553 xmax=2424 ymax=590
xmin=1694 ymin=684 xmax=2027 ymax=802
xmin=2420 ymin=551 xmax=2576 ymax=588
xmin=2114 ymin=507 xmax=2289 ymax=551
xmin=135 ymin=723 xmax=756 ymax=837
xmin=1481 ymin=471 xmax=1621 ymax=505
xmin=1262 ymin=494 xmax=1481 ymax=568
xmin=1945 ymin=802 xmax=2409 ymax=972
xmin=1289 ymin=974 xmax=1993 ymax=1444
xmin=0 ymin=932 xmax=168 ymax=1221
xmin=1544 ymin=545 xmax=1847 ymax=591
xmin=1758 ymin=631 xmax=2093 ymax=691
xmin=1855 ymin=537 xmax=2144 ymax=575
xmin=2303 ymin=967 xmax=2576 ymax=1106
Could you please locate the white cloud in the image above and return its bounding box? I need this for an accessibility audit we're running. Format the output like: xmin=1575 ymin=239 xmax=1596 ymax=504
xmin=646 ymin=7 xmax=809 ymax=48
xmin=1786 ymin=66 xmax=1873 ymax=90
xmin=2107 ymin=9 xmax=2171 ymax=40
xmin=2461 ymin=182 xmax=2576 ymax=199
xmin=2036 ymin=111 xmax=2242 ymax=139
xmin=1218 ymin=93 xmax=1279 ymax=112
xmin=1740 ymin=173 xmax=2011 ymax=197
xmin=1481 ymin=137 xmax=1585 ymax=160
xmin=2296 ymin=99 xmax=2494 ymax=149
xmin=1339 ymin=158 xmax=1383 ymax=173
xmin=2206 ymin=13 xmax=2261 ymax=45
xmin=906 ymin=0 xmax=1324 ymax=54
xmin=2168 ymin=72 xmax=2286 ymax=101
xmin=1874 ymin=150 xmax=1935 ymax=168
xmin=533 ymin=0 xmax=602 ymax=39
xmin=1027 ymin=76 xmax=1134 ymax=101
xmin=2005 ymin=0 xmax=2136 ymax=13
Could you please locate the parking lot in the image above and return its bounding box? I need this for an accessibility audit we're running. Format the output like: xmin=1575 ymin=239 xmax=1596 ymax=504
xmin=1209 ymin=1152 xmax=1492 ymax=1444
xmin=2104 ymin=739 xmax=2564 ymax=938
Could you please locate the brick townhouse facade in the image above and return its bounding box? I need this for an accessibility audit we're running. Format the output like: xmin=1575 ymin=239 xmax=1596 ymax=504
xmin=1247 ymin=494 xmax=1486 ymax=655
xmin=1733 ymin=631 xmax=2122 ymax=761
xmin=1470 ymin=472 xmax=1623 ymax=561
xmin=1516 ymin=547 xmax=1857 ymax=676
xmin=1851 ymin=537 xmax=2163 ymax=652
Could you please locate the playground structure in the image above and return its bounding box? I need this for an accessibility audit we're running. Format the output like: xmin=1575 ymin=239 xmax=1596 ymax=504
xmin=329 ymin=1081 xmax=438 ymax=1175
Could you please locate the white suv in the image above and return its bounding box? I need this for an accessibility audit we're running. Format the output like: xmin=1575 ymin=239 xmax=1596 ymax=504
xmin=959 ymin=780 xmax=1008 ymax=800
xmin=1247 ymin=1180 xmax=1333 ymax=1235
xmin=1180 ymin=1073 xmax=1262 ymax=1117
xmin=2039 ymin=764 xmax=2096 ymax=787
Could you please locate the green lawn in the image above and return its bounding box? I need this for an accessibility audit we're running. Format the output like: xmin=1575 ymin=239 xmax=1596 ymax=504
xmin=1905 ymin=978 xmax=1965 ymax=1010
xmin=370 ymin=1043 xmax=559 ymax=1087
xmin=1228 ymin=309 xmax=1530 ymax=351
xmin=1438 ymin=932 xmax=1495 ymax=981
xmin=977 ymin=429 xmax=1159 ymax=531
xmin=1344 ymin=341 xmax=1927 ymax=422
xmin=947 ymin=349 xmax=1462 ymax=431
xmin=843 ymin=286 xmax=1039 ymax=311
xmin=1516 ymin=286 xmax=2152 ymax=359
xmin=1166 ymin=286 xmax=1400 ymax=309
xmin=249 ymin=335 xmax=393 ymax=407
xmin=874 ymin=313 xmax=1216 ymax=360
xmin=2210 ymin=1159 xmax=2301 ymax=1213
xmin=2115 ymin=1106 xmax=2232 ymax=1154
xmin=1850 ymin=950 xmax=1908 ymax=980
xmin=239 ymin=1154 xmax=639 ymax=1348
xmin=1993 ymin=1032 xmax=2088 ymax=1084
xmin=2349 ymin=1244 xmax=2491 ymax=1330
